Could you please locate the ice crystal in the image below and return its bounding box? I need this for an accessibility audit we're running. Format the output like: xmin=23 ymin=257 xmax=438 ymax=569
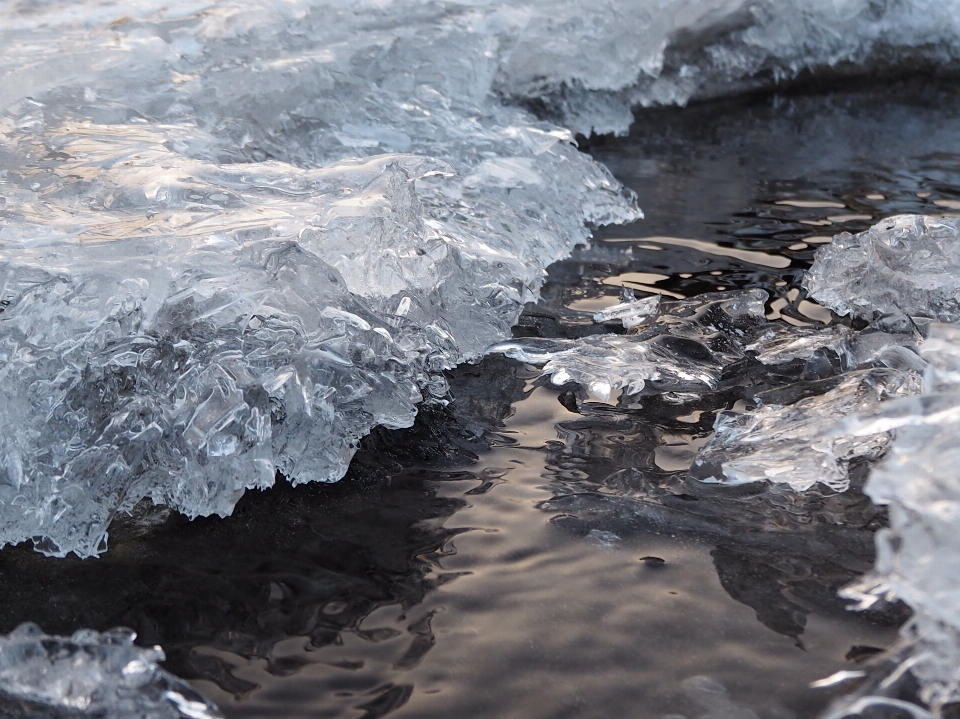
xmin=0 ymin=0 xmax=642 ymax=556
xmin=0 ymin=623 xmax=219 ymax=719
xmin=834 ymin=325 xmax=960 ymax=715
xmin=805 ymin=215 xmax=960 ymax=328
xmin=692 ymin=368 xmax=921 ymax=492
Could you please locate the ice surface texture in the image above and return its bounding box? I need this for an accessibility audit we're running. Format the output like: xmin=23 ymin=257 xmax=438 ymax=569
xmin=493 ymin=290 xmax=773 ymax=400
xmin=493 ymin=289 xmax=871 ymax=400
xmin=0 ymin=623 xmax=220 ymax=719
xmin=693 ymin=368 xmax=921 ymax=492
xmin=693 ymin=215 xmax=960 ymax=493
xmin=2 ymin=0 xmax=959 ymax=559
xmin=805 ymin=215 xmax=960 ymax=328
xmin=497 ymin=284 xmax=924 ymax=493
xmin=0 ymin=0 xmax=642 ymax=557
xmin=828 ymin=326 xmax=960 ymax=716
xmin=6 ymin=0 xmax=960 ymax=135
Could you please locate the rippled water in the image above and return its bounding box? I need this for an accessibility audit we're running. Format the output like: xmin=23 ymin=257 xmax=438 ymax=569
xmin=6 ymin=81 xmax=960 ymax=718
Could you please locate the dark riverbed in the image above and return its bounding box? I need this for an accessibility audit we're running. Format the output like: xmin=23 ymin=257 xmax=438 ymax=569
xmin=5 ymin=80 xmax=960 ymax=719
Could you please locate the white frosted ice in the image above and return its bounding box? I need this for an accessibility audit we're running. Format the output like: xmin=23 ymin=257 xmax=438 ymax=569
xmin=0 ymin=623 xmax=220 ymax=719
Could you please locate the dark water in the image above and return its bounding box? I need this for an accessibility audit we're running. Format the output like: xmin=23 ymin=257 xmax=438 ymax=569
xmin=6 ymin=81 xmax=960 ymax=719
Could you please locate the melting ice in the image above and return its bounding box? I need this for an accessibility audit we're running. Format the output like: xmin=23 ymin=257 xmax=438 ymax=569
xmin=1 ymin=0 xmax=650 ymax=558
xmin=0 ymin=623 xmax=220 ymax=719
xmin=4 ymin=0 xmax=960 ymax=559
xmin=503 ymin=213 xmax=960 ymax=715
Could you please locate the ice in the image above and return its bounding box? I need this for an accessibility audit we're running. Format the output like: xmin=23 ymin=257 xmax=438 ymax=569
xmin=833 ymin=324 xmax=960 ymax=715
xmin=5 ymin=1 xmax=960 ymax=136
xmin=0 ymin=0 xmax=643 ymax=556
xmin=687 ymin=214 xmax=960 ymax=494
xmin=0 ymin=623 xmax=219 ymax=719
xmin=591 ymin=295 xmax=662 ymax=330
xmin=805 ymin=215 xmax=960 ymax=328
xmin=691 ymin=368 xmax=921 ymax=492
xmin=492 ymin=290 xmax=771 ymax=400
xmin=492 ymin=289 xmax=874 ymax=402
xmin=501 ymin=283 xmax=925 ymax=493
xmin=2 ymin=0 xmax=960 ymax=565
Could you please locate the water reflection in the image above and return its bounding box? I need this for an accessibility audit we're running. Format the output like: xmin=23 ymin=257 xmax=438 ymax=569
xmin=0 ymin=357 xmax=900 ymax=719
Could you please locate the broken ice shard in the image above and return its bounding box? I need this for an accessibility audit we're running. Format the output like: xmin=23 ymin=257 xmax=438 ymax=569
xmin=805 ymin=215 xmax=960 ymax=327
xmin=691 ymin=368 xmax=921 ymax=492
xmin=0 ymin=623 xmax=220 ymax=719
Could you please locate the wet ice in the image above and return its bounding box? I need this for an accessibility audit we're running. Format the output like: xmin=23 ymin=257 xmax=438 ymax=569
xmin=0 ymin=623 xmax=220 ymax=719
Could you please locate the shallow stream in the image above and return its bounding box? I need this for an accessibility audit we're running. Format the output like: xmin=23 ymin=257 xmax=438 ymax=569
xmin=5 ymin=80 xmax=960 ymax=719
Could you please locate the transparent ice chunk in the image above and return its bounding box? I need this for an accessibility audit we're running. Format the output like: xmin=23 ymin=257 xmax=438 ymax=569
xmin=838 ymin=324 xmax=960 ymax=714
xmin=0 ymin=623 xmax=220 ymax=719
xmin=691 ymin=368 xmax=922 ymax=492
xmin=493 ymin=289 xmax=881 ymax=403
xmin=492 ymin=291 xmax=772 ymax=400
xmin=805 ymin=215 xmax=960 ymax=327
xmin=0 ymin=0 xmax=643 ymax=556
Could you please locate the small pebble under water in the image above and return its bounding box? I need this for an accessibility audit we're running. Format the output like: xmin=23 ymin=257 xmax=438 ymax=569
xmin=4 ymin=80 xmax=960 ymax=719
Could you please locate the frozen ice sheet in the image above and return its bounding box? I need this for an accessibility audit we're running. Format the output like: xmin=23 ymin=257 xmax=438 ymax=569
xmin=0 ymin=623 xmax=219 ymax=719
xmin=3 ymin=0 xmax=960 ymax=560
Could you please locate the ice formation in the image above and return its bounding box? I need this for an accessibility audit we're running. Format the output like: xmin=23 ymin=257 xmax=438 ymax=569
xmin=0 ymin=623 xmax=220 ymax=719
xmin=692 ymin=368 xmax=921 ymax=492
xmin=492 ymin=289 xmax=874 ymax=401
xmin=492 ymin=290 xmax=772 ymax=400
xmin=1 ymin=0 xmax=647 ymax=557
xmin=805 ymin=215 xmax=960 ymax=328
xmin=690 ymin=215 xmax=960 ymax=493
xmin=825 ymin=325 xmax=960 ymax=716
xmin=1 ymin=0 xmax=960 ymax=559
